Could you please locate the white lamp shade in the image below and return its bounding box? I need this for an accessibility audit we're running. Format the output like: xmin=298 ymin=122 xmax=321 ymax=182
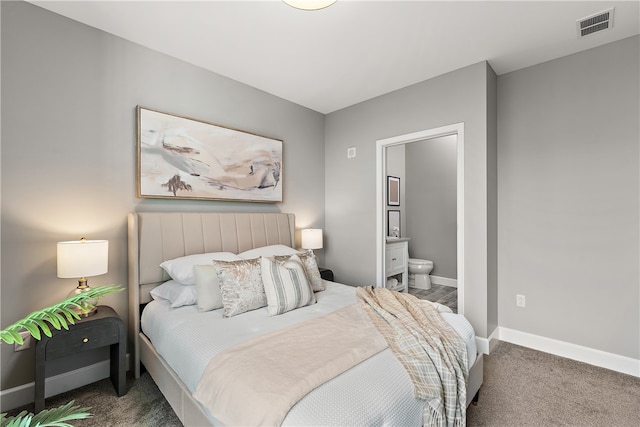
xmin=301 ymin=229 xmax=323 ymax=250
xmin=57 ymin=239 xmax=108 ymax=278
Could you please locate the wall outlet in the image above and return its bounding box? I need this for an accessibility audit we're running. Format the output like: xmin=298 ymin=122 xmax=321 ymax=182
xmin=14 ymin=331 xmax=32 ymax=351
xmin=516 ymin=294 xmax=526 ymax=308
xmin=347 ymin=147 xmax=356 ymax=159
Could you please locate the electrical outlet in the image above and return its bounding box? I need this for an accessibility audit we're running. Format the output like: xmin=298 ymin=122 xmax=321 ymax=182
xmin=14 ymin=331 xmax=32 ymax=351
xmin=347 ymin=147 xmax=356 ymax=159
xmin=516 ymin=294 xmax=526 ymax=308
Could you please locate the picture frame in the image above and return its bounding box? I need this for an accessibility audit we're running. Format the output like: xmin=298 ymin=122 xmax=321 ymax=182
xmin=387 ymin=175 xmax=400 ymax=206
xmin=387 ymin=210 xmax=401 ymax=238
xmin=136 ymin=106 xmax=283 ymax=203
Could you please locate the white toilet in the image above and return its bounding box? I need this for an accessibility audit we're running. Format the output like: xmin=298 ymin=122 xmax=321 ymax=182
xmin=408 ymin=258 xmax=434 ymax=290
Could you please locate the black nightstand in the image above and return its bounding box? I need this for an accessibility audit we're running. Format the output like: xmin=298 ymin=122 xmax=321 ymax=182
xmin=319 ymin=268 xmax=334 ymax=282
xmin=34 ymin=305 xmax=126 ymax=412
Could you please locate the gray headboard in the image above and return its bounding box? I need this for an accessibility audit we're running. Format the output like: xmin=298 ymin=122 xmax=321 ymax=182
xmin=127 ymin=211 xmax=295 ymax=374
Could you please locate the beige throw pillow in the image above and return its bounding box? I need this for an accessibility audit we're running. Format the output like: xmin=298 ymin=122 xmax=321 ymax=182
xmin=275 ymin=251 xmax=325 ymax=292
xmin=214 ymin=258 xmax=266 ymax=318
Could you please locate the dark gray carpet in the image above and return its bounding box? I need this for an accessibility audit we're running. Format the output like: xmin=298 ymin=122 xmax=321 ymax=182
xmin=6 ymin=372 xmax=182 ymax=426
xmin=8 ymin=342 xmax=640 ymax=426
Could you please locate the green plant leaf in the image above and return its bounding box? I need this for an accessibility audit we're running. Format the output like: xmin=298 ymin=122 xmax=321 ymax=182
xmin=0 ymin=285 xmax=123 ymax=345
xmin=23 ymin=324 xmax=41 ymax=340
xmin=1 ymin=401 xmax=92 ymax=427
xmin=50 ymin=313 xmax=69 ymax=331
xmin=10 ymin=331 xmax=22 ymax=345
xmin=33 ymin=321 xmax=51 ymax=338
xmin=0 ymin=331 xmax=15 ymax=345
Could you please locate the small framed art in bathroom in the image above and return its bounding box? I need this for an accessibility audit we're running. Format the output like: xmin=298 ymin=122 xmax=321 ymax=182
xmin=388 ymin=210 xmax=400 ymax=237
xmin=387 ymin=176 xmax=400 ymax=206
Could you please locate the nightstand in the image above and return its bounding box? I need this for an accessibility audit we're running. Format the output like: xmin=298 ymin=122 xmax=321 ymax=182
xmin=319 ymin=268 xmax=334 ymax=282
xmin=34 ymin=305 xmax=126 ymax=412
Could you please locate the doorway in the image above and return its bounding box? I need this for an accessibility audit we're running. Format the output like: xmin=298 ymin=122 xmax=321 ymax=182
xmin=375 ymin=123 xmax=465 ymax=315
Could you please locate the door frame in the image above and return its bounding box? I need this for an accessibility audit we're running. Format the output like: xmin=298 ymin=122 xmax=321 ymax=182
xmin=375 ymin=122 xmax=465 ymax=315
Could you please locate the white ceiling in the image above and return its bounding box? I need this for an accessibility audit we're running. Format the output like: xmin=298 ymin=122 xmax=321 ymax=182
xmin=29 ymin=0 xmax=640 ymax=114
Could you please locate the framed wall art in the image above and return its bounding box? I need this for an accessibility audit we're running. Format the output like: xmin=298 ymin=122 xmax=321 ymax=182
xmin=387 ymin=175 xmax=400 ymax=206
xmin=387 ymin=210 xmax=401 ymax=238
xmin=136 ymin=106 xmax=283 ymax=203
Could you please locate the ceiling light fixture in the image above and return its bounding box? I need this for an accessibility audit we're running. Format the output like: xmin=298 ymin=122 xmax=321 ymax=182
xmin=283 ymin=0 xmax=337 ymax=11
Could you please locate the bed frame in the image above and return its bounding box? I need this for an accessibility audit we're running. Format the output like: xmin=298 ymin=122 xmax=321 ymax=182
xmin=128 ymin=211 xmax=482 ymax=426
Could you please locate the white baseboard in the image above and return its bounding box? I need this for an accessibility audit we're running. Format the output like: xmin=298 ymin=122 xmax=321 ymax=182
xmin=409 ymin=275 xmax=457 ymax=291
xmin=0 ymin=355 xmax=130 ymax=412
xmin=474 ymin=327 xmax=499 ymax=355
xmin=475 ymin=337 xmax=490 ymax=355
xmin=498 ymin=327 xmax=640 ymax=377
xmin=432 ymin=276 xmax=457 ymax=288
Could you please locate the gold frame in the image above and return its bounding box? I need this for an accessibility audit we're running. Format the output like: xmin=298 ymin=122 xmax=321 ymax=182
xmin=136 ymin=106 xmax=283 ymax=203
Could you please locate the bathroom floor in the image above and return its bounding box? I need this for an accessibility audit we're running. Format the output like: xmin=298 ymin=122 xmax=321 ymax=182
xmin=409 ymin=284 xmax=457 ymax=313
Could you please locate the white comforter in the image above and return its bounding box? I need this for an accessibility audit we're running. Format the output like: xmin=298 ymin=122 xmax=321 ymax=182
xmin=141 ymin=281 xmax=477 ymax=426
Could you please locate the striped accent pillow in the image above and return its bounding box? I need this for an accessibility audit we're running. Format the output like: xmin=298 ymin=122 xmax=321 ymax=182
xmin=261 ymin=255 xmax=316 ymax=316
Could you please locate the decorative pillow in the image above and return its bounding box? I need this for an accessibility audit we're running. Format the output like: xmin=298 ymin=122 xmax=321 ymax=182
xmin=160 ymin=252 xmax=242 ymax=285
xmin=194 ymin=265 xmax=223 ymax=312
xmin=237 ymin=244 xmax=298 ymax=259
xmin=261 ymin=255 xmax=316 ymax=316
xmin=214 ymin=258 xmax=266 ymax=318
xmin=275 ymin=251 xmax=325 ymax=292
xmin=150 ymin=280 xmax=197 ymax=308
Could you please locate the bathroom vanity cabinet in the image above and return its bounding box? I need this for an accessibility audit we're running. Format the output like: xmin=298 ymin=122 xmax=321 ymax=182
xmin=385 ymin=238 xmax=409 ymax=292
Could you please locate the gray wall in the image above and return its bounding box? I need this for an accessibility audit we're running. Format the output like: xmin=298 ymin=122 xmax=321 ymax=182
xmin=497 ymin=36 xmax=639 ymax=358
xmin=325 ymin=62 xmax=497 ymax=338
xmin=405 ymin=135 xmax=457 ymax=279
xmin=385 ymin=144 xmax=405 ymax=237
xmin=1 ymin=1 xmax=326 ymax=390
xmin=486 ymin=63 xmax=499 ymax=337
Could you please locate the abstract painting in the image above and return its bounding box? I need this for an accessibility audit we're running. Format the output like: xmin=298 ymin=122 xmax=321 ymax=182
xmin=137 ymin=106 xmax=283 ymax=202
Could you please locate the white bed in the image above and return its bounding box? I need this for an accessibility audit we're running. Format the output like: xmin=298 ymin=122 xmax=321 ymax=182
xmin=128 ymin=212 xmax=483 ymax=426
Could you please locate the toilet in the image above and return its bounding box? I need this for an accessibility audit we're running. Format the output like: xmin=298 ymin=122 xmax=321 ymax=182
xmin=408 ymin=258 xmax=434 ymax=290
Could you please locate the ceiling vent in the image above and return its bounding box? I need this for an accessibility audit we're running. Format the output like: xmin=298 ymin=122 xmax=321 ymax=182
xmin=577 ymin=8 xmax=614 ymax=38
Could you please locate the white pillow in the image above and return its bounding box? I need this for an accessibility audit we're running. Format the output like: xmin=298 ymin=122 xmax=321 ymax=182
xmin=160 ymin=252 xmax=242 ymax=285
xmin=150 ymin=280 xmax=197 ymax=308
xmin=237 ymin=244 xmax=298 ymax=259
xmin=261 ymin=255 xmax=316 ymax=316
xmin=194 ymin=265 xmax=223 ymax=312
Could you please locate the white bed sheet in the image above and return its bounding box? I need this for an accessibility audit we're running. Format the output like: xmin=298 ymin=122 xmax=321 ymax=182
xmin=141 ymin=281 xmax=477 ymax=426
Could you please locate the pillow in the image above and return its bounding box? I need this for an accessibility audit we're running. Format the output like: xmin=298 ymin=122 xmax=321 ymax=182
xmin=150 ymin=280 xmax=197 ymax=308
xmin=214 ymin=258 xmax=266 ymax=318
xmin=237 ymin=244 xmax=298 ymax=259
xmin=275 ymin=251 xmax=325 ymax=292
xmin=160 ymin=252 xmax=242 ymax=285
xmin=194 ymin=265 xmax=223 ymax=312
xmin=261 ymin=255 xmax=316 ymax=316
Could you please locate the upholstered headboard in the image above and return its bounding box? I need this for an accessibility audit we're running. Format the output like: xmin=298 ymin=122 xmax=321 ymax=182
xmin=127 ymin=211 xmax=295 ymax=375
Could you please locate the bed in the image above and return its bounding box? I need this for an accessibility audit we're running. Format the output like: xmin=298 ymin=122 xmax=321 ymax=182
xmin=128 ymin=211 xmax=483 ymax=426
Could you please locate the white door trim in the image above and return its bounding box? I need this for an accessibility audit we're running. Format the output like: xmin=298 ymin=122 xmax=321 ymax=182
xmin=375 ymin=123 xmax=465 ymax=315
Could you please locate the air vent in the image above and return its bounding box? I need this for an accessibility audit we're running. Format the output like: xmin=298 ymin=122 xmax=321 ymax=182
xmin=577 ymin=8 xmax=614 ymax=38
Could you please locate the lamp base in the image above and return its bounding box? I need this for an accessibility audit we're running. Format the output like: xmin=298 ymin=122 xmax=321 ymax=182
xmin=73 ymin=305 xmax=97 ymax=318
xmin=68 ymin=281 xmax=98 ymax=317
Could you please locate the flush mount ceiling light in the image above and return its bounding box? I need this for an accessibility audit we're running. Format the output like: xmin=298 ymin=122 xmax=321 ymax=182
xmin=283 ymin=0 xmax=337 ymax=11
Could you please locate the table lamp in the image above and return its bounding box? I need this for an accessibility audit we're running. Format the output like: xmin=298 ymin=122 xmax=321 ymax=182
xmin=57 ymin=238 xmax=108 ymax=317
xmin=301 ymin=228 xmax=323 ymax=255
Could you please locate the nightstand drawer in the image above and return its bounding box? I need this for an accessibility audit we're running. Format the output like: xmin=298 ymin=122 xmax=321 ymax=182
xmin=45 ymin=323 xmax=120 ymax=360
